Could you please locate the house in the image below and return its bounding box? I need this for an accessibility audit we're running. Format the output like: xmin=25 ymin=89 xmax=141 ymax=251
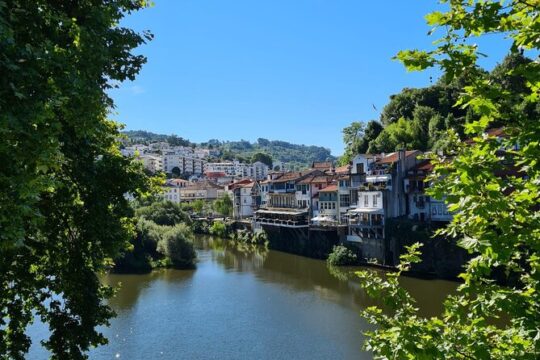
xmin=227 ymin=179 xmax=261 ymax=219
xmin=179 ymin=180 xmax=225 ymax=202
xmin=163 ymin=179 xmax=192 ymax=203
xmin=347 ymin=150 xmax=422 ymax=263
xmin=404 ymin=160 xmax=452 ymax=222
xmin=316 ymin=184 xmax=339 ymax=223
xmin=205 ymin=171 xmax=237 ymax=185
xmin=311 ymin=161 xmax=334 ymax=172
xmin=254 ymin=170 xmax=323 ymax=228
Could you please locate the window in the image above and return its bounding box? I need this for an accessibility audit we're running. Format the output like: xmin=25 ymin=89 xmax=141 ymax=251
xmin=364 ymin=195 xmax=369 ymax=207
xmin=373 ymin=194 xmax=377 ymax=207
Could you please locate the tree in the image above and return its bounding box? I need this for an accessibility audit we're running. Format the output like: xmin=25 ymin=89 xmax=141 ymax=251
xmin=135 ymin=201 xmax=192 ymax=227
xmin=362 ymin=120 xmax=384 ymax=153
xmin=251 ymin=152 xmax=273 ymax=167
xmin=0 ymin=1 xmax=152 ymax=358
xmin=157 ymin=224 xmax=196 ymax=269
xmin=340 ymin=120 xmax=383 ymax=165
xmin=213 ymin=194 xmax=233 ymax=217
xmin=171 ymin=166 xmax=182 ymax=177
xmin=191 ymin=199 xmax=205 ymax=214
xmin=359 ymin=1 xmax=540 ymax=358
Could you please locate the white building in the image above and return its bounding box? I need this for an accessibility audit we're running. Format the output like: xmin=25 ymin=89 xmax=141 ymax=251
xmin=204 ymin=160 xmax=268 ymax=179
xmin=139 ymin=154 xmax=164 ymax=173
xmin=163 ymin=153 xmax=205 ymax=175
xmin=227 ymin=180 xmax=261 ymax=219
xmin=179 ymin=180 xmax=225 ymax=202
xmin=121 ymin=144 xmax=149 ymax=157
xmin=163 ymin=179 xmax=192 ymax=203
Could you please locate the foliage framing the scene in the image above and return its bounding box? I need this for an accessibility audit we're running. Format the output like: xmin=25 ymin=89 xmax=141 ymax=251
xmin=0 ymin=1 xmax=152 ymax=359
xmin=357 ymin=1 xmax=540 ymax=359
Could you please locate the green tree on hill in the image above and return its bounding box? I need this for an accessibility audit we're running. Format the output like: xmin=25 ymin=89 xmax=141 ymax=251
xmin=251 ymin=152 xmax=273 ymax=167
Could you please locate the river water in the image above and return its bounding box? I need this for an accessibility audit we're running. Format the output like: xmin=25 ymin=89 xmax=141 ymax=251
xmin=28 ymin=236 xmax=457 ymax=359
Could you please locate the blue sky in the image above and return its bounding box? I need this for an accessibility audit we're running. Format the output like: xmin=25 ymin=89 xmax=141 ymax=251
xmin=111 ymin=0 xmax=512 ymax=156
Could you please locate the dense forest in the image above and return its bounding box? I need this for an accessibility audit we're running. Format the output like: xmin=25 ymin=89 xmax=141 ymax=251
xmin=123 ymin=131 xmax=335 ymax=170
xmin=339 ymin=53 xmax=539 ymax=164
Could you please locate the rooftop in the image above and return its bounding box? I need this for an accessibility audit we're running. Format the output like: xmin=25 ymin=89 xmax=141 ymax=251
xmin=319 ymin=184 xmax=338 ymax=192
xmin=376 ymin=150 xmax=420 ymax=165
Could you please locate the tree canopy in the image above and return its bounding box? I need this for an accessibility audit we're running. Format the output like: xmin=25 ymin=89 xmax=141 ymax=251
xmin=0 ymin=1 xmax=152 ymax=358
xmin=358 ymin=1 xmax=540 ymax=358
xmin=341 ymin=50 xmax=537 ymax=157
xmin=251 ymin=152 xmax=273 ymax=167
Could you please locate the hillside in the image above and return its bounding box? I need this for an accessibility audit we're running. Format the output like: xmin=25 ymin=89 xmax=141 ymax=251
xmin=122 ymin=131 xmax=335 ymax=170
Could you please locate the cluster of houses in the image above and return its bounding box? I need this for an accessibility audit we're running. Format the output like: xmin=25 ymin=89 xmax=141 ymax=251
xmin=122 ymin=141 xmax=271 ymax=181
xmin=137 ymin=128 xmax=513 ymax=264
xmin=162 ymin=148 xmax=451 ymax=259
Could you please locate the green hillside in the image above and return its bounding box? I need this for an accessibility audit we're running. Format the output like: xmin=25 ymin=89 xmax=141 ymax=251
xmin=122 ymin=131 xmax=335 ymax=170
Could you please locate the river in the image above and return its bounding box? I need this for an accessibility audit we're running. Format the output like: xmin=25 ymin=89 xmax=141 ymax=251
xmin=28 ymin=236 xmax=457 ymax=359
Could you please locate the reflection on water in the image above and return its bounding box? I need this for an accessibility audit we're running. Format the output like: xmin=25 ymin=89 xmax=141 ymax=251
xmin=28 ymin=235 xmax=456 ymax=360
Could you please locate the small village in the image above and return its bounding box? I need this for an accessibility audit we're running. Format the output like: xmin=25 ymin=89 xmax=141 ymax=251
xmin=121 ymin=134 xmax=478 ymax=266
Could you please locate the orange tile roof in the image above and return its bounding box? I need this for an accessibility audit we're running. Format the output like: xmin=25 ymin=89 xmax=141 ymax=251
xmin=319 ymin=184 xmax=338 ymax=192
xmin=312 ymin=161 xmax=333 ymax=169
xmin=335 ymin=164 xmax=351 ymax=174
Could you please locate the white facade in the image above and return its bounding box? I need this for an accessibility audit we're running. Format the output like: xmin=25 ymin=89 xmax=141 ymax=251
xmin=162 ymin=179 xmax=192 ymax=203
xmin=163 ymin=154 xmax=205 ymax=175
xmin=139 ymin=154 xmax=164 ymax=173
xmin=121 ymin=144 xmax=149 ymax=157
xmin=205 ymin=160 xmax=268 ymax=179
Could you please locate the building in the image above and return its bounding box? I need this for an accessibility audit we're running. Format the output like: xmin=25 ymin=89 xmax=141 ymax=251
xmin=311 ymin=161 xmax=334 ymax=172
xmin=139 ymin=154 xmax=164 ymax=173
xmin=404 ymin=160 xmax=452 ymax=222
xmin=227 ymin=179 xmax=261 ymax=219
xmin=121 ymin=144 xmax=149 ymax=157
xmin=204 ymin=160 xmax=269 ymax=180
xmin=250 ymin=161 xmax=269 ymax=180
xmin=254 ymin=170 xmax=323 ymax=228
xmin=163 ymin=179 xmax=192 ymax=203
xmin=163 ymin=153 xmax=205 ymax=175
xmin=179 ymin=180 xmax=225 ymax=202
xmin=347 ymin=150 xmax=421 ymax=263
xmin=317 ymin=184 xmax=339 ymax=222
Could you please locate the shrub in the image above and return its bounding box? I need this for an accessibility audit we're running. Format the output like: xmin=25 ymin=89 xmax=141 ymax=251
xmin=327 ymin=245 xmax=358 ymax=266
xmin=157 ymin=224 xmax=196 ymax=269
xmin=209 ymin=221 xmax=228 ymax=237
xmin=191 ymin=219 xmax=210 ymax=234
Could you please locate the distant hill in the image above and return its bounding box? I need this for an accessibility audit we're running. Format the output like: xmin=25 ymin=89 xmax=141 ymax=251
xmin=122 ymin=131 xmax=335 ymax=170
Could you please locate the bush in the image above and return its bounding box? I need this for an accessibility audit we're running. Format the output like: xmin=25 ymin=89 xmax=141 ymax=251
xmin=327 ymin=245 xmax=358 ymax=266
xmin=157 ymin=224 xmax=196 ymax=269
xmin=135 ymin=201 xmax=192 ymax=226
xmin=191 ymin=219 xmax=210 ymax=234
xmin=209 ymin=221 xmax=228 ymax=237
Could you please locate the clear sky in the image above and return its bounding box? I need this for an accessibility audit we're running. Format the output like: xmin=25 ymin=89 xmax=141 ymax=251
xmin=111 ymin=0 xmax=512 ymax=156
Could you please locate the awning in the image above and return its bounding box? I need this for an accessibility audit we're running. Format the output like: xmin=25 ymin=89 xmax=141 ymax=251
xmin=256 ymin=209 xmax=307 ymax=216
xmin=311 ymin=215 xmax=335 ymax=222
xmin=348 ymin=208 xmax=384 ymax=214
